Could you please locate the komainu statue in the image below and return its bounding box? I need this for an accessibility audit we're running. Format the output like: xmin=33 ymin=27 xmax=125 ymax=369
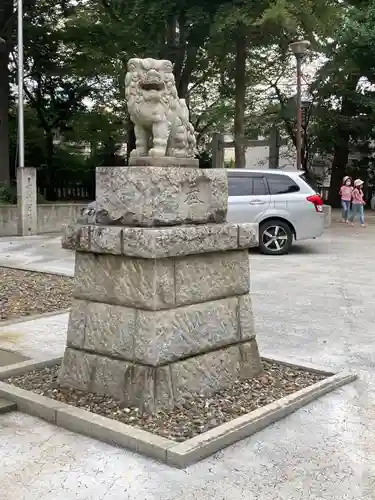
xmin=125 ymin=58 xmax=196 ymax=158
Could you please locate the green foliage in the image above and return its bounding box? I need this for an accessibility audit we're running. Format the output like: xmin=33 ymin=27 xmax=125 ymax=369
xmin=224 ymin=158 xmax=236 ymax=168
xmin=0 ymin=182 xmax=17 ymax=204
xmin=2 ymin=0 xmax=365 ymax=202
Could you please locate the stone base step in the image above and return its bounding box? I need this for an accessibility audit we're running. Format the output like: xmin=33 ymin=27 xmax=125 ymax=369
xmin=0 ymin=398 xmax=17 ymax=415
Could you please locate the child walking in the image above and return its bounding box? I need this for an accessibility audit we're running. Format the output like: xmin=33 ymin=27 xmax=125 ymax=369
xmin=339 ymin=176 xmax=353 ymax=223
xmin=350 ymin=179 xmax=366 ymax=227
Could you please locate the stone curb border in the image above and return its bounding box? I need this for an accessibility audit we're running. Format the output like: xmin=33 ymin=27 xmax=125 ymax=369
xmin=0 ymin=356 xmax=356 ymax=468
xmin=0 ymin=309 xmax=70 ymax=328
xmin=0 ymin=264 xmax=74 ymax=278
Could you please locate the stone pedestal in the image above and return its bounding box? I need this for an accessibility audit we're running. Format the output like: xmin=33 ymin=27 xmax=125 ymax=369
xmin=17 ymin=167 xmax=37 ymax=236
xmin=59 ymin=163 xmax=262 ymax=413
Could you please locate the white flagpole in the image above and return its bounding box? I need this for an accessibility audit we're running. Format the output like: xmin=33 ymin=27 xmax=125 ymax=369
xmin=17 ymin=0 xmax=24 ymax=168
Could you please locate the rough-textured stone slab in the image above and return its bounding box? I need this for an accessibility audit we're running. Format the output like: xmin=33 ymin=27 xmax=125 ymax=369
xmin=58 ymin=341 xmax=261 ymax=412
xmin=239 ymin=339 xmax=262 ymax=379
xmin=91 ymin=356 xmax=131 ymax=402
xmin=238 ymin=223 xmax=258 ymax=248
xmin=63 ymin=222 xmax=259 ymax=257
xmin=121 ymin=223 xmax=240 ymax=258
xmin=175 ymin=250 xmax=250 ymax=305
xmin=61 ymin=223 xmax=90 ymax=251
xmin=90 ymin=225 xmax=122 ymax=254
xmin=134 ymin=297 xmax=240 ymax=365
xmin=83 ymin=302 xmax=135 ymax=359
xmin=238 ymin=294 xmax=255 ymax=341
xmin=58 ymin=348 xmax=96 ymax=392
xmin=73 ymin=251 xmax=250 ymax=309
xmin=66 ymin=300 xmax=87 ymax=348
xmin=123 ymin=364 xmax=155 ymax=410
xmin=73 ymin=252 xmax=175 ymax=310
xmin=64 ymin=295 xmax=255 ymax=367
xmin=128 ymin=156 xmax=199 ymax=168
xmin=170 ymin=344 xmax=248 ymax=402
xmin=95 ymin=166 xmax=227 ymax=226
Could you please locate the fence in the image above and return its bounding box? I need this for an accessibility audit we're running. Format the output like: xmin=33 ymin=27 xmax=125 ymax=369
xmin=38 ymin=183 xmax=94 ymax=201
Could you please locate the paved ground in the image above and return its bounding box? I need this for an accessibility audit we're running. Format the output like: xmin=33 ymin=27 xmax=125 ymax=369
xmin=0 ymin=234 xmax=74 ymax=276
xmin=1 ymin=222 xmax=375 ymax=499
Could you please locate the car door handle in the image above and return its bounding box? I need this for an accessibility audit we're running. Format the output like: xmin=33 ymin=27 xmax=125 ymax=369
xmin=249 ymin=200 xmax=266 ymax=205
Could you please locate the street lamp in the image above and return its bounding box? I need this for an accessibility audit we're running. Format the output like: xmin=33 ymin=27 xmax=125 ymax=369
xmin=289 ymin=40 xmax=310 ymax=170
xmin=17 ymin=0 xmax=24 ymax=170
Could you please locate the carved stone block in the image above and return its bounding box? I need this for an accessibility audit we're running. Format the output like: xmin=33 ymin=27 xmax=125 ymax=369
xmin=58 ymin=340 xmax=262 ymax=413
xmin=65 ymin=295 xmax=255 ymax=367
xmin=174 ymin=250 xmax=250 ymax=305
xmin=121 ymin=223 xmax=241 ymax=258
xmin=73 ymin=252 xmax=175 ymax=310
xmin=62 ymin=222 xmax=259 ymax=257
xmin=134 ymin=297 xmax=240 ymax=365
xmin=95 ymin=167 xmax=228 ymax=227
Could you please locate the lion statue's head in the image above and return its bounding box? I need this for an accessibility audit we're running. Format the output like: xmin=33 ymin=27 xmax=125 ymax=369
xmin=125 ymin=58 xmax=178 ymax=109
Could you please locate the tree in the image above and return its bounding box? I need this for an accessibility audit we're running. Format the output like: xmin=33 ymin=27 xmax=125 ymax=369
xmin=310 ymin=1 xmax=375 ymax=203
xmin=0 ymin=0 xmax=13 ymax=184
xmin=210 ymin=0 xmax=342 ymax=168
xmin=11 ymin=0 xmax=98 ymax=197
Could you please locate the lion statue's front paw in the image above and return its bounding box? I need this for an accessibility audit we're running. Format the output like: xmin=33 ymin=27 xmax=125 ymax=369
xmin=130 ymin=148 xmax=147 ymax=158
xmin=149 ymin=147 xmax=167 ymax=157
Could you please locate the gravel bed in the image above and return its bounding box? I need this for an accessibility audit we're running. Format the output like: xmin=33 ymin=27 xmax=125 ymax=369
xmin=6 ymin=361 xmax=327 ymax=441
xmin=0 ymin=267 xmax=73 ymax=321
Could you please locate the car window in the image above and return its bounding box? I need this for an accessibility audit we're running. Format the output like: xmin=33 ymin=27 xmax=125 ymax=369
xmin=228 ymin=176 xmax=253 ymax=196
xmin=228 ymin=175 xmax=269 ymax=196
xmin=266 ymin=174 xmax=300 ymax=195
xmin=252 ymin=177 xmax=268 ymax=196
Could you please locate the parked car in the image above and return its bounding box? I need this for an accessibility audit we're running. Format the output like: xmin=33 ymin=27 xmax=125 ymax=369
xmin=226 ymin=169 xmax=325 ymax=255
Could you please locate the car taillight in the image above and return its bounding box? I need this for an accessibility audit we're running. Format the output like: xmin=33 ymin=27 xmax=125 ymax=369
xmin=307 ymin=194 xmax=324 ymax=212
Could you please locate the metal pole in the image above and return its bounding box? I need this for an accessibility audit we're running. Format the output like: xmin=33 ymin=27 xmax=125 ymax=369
xmin=295 ymin=53 xmax=302 ymax=170
xmin=17 ymin=0 xmax=24 ymax=168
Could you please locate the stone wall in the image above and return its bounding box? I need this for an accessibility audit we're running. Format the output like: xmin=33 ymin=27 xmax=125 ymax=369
xmin=0 ymin=203 xmax=87 ymax=236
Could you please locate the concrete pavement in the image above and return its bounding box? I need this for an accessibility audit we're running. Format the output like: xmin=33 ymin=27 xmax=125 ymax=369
xmin=0 ymin=234 xmax=74 ymax=276
xmin=0 ymin=223 xmax=375 ymax=499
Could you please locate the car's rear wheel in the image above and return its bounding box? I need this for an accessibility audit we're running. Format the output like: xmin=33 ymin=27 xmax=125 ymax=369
xmin=259 ymin=219 xmax=293 ymax=255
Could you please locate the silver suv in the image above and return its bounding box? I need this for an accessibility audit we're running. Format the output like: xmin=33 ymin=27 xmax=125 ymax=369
xmin=227 ymin=169 xmax=325 ymax=255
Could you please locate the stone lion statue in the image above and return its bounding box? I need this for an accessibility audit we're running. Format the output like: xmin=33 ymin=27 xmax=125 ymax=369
xmin=125 ymin=58 xmax=196 ymax=158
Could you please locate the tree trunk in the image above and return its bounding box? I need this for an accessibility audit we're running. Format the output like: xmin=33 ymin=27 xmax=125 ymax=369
xmin=329 ymin=142 xmax=350 ymax=207
xmin=328 ymin=76 xmax=359 ymax=207
xmin=45 ymin=129 xmax=56 ymax=200
xmin=0 ymin=47 xmax=10 ymax=184
xmin=234 ymin=30 xmax=246 ymax=169
xmin=0 ymin=0 xmax=12 ymax=185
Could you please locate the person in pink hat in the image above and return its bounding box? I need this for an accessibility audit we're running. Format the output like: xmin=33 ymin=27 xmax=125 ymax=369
xmin=339 ymin=176 xmax=353 ymax=223
xmin=349 ymin=179 xmax=366 ymax=227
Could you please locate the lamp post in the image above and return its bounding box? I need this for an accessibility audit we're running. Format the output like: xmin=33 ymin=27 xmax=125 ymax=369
xmin=289 ymin=40 xmax=310 ymax=170
xmin=17 ymin=0 xmax=24 ymax=169
xmin=16 ymin=0 xmax=37 ymax=236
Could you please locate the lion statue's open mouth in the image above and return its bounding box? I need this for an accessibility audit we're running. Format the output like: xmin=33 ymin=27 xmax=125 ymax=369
xmin=140 ymin=81 xmax=165 ymax=92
